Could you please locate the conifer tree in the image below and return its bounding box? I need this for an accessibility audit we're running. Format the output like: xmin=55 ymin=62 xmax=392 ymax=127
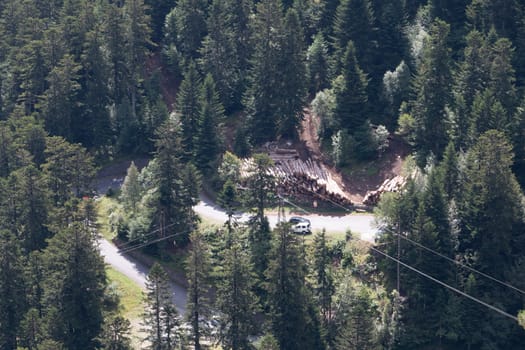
xmin=172 ymin=0 xmax=207 ymax=60
xmin=0 ymin=231 xmax=25 ymax=350
xmin=177 ymin=62 xmax=202 ymax=159
xmin=193 ymin=74 xmax=224 ymax=174
xmin=244 ymin=0 xmax=285 ymax=144
xmin=411 ymin=19 xmax=452 ymax=164
xmin=186 ymin=231 xmax=211 ymax=350
xmin=332 ymin=0 xmax=376 ymax=74
xmin=456 ymin=130 xmax=525 ymax=348
xmin=143 ymin=262 xmax=182 ymax=350
xmin=334 ymin=41 xmax=368 ymax=132
xmin=150 ymin=117 xmax=199 ymax=247
xmin=199 ymin=0 xmax=248 ymax=112
xmin=216 ymin=230 xmax=259 ymax=350
xmin=279 ymin=8 xmax=307 ymax=138
xmin=265 ymin=224 xmax=323 ymax=350
xmin=307 ymin=32 xmax=330 ymax=94
xmin=312 ymin=229 xmax=336 ymax=345
xmin=41 ymin=222 xmax=106 ymax=349
xmin=335 ymin=284 xmax=377 ymax=350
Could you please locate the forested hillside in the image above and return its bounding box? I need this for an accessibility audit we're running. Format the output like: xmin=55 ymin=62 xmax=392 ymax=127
xmin=1 ymin=0 xmax=525 ymax=349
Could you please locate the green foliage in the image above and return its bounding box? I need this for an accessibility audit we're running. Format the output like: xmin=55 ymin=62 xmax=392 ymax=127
xmin=193 ymin=74 xmax=225 ymax=174
xmin=307 ymin=33 xmax=330 ymax=93
xmin=244 ymin=0 xmax=285 ymax=144
xmin=334 ymin=41 xmax=369 ymax=133
xmin=411 ymin=19 xmax=452 ymax=165
xmin=215 ymin=229 xmax=259 ymax=350
xmin=265 ymin=224 xmax=324 ymax=350
xmin=142 ymin=262 xmax=183 ymax=349
xmin=185 ymin=230 xmax=212 ymax=350
xmin=120 ymin=161 xmax=142 ymax=213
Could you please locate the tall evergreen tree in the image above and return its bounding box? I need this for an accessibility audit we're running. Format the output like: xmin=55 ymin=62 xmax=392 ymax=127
xmin=171 ymin=0 xmax=207 ymax=61
xmin=334 ymin=41 xmax=368 ymax=133
xmin=411 ymin=19 xmax=452 ymax=165
xmin=200 ymin=0 xmax=243 ymax=111
xmin=244 ymin=0 xmax=285 ymax=144
xmin=142 ymin=262 xmax=182 ymax=350
xmin=41 ymin=54 xmax=81 ymax=139
xmin=177 ymin=62 xmax=202 ymax=159
xmin=42 ymin=222 xmax=106 ymax=350
xmin=332 ymin=0 xmax=376 ymax=75
xmin=307 ymin=32 xmax=330 ymax=94
xmin=312 ymin=229 xmax=335 ymax=345
xmin=193 ymin=74 xmax=224 ymax=174
xmin=0 ymin=231 xmax=25 ymax=350
xmin=278 ymin=8 xmax=307 ymax=138
xmin=216 ymin=230 xmax=259 ymax=350
xmin=456 ymin=130 xmax=525 ymax=349
xmin=186 ymin=231 xmax=211 ymax=350
xmin=265 ymin=224 xmax=324 ymax=350
xmin=150 ymin=117 xmax=199 ymax=247
xmin=335 ymin=282 xmax=376 ymax=350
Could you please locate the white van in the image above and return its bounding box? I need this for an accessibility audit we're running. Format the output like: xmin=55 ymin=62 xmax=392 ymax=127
xmin=292 ymin=222 xmax=311 ymax=235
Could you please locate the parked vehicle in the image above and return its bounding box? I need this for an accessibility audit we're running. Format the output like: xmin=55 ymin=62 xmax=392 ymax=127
xmin=289 ymin=217 xmax=311 ymax=235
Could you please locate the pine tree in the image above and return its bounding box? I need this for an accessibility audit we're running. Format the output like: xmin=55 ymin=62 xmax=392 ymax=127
xmin=265 ymin=224 xmax=323 ymax=350
xmin=312 ymin=229 xmax=335 ymax=345
xmin=41 ymin=222 xmax=106 ymax=349
xmin=278 ymin=8 xmax=307 ymax=138
xmin=142 ymin=262 xmax=182 ymax=350
xmin=145 ymin=0 xmax=175 ymax=44
xmin=0 ymin=231 xmax=25 ymax=350
xmin=307 ymin=32 xmax=330 ymax=94
xmin=199 ymin=0 xmax=245 ymax=112
xmin=177 ymin=62 xmax=202 ymax=159
xmin=244 ymin=0 xmax=285 ymax=144
xmin=99 ymin=315 xmax=133 ymax=350
xmin=456 ymin=130 xmax=525 ymax=348
xmin=411 ymin=19 xmax=452 ymax=165
xmin=334 ymin=41 xmax=368 ymax=133
xmin=216 ymin=230 xmax=259 ymax=350
xmin=334 ymin=284 xmax=377 ymax=350
xmin=150 ymin=117 xmax=199 ymax=247
xmin=41 ymin=54 xmax=81 ymax=139
xmin=186 ymin=231 xmax=211 ymax=350
xmin=172 ymin=0 xmax=207 ymax=61
xmin=41 ymin=136 xmax=96 ymax=207
xmin=193 ymin=74 xmax=224 ymax=174
xmin=332 ymin=0 xmax=376 ymax=74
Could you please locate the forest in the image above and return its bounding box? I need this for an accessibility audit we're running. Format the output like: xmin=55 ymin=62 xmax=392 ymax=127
xmin=1 ymin=0 xmax=525 ymax=349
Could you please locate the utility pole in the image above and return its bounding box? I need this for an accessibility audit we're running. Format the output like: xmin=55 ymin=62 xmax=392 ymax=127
xmin=397 ymin=222 xmax=401 ymax=292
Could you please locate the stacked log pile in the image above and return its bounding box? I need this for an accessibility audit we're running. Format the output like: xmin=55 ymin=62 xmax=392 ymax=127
xmin=363 ymin=175 xmax=406 ymax=206
xmin=241 ymin=144 xmax=353 ymax=209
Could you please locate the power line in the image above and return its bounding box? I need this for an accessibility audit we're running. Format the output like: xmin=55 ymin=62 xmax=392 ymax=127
xmin=273 ymin=194 xmax=521 ymax=323
xmin=370 ymin=245 xmax=519 ymax=322
xmin=116 ymin=222 xmax=179 ymax=248
xmin=381 ymin=226 xmax=525 ymax=296
xmin=119 ymin=230 xmax=192 ymax=254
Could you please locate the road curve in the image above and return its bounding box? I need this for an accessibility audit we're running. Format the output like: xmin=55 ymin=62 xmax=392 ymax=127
xmin=98 ymin=238 xmax=188 ymax=314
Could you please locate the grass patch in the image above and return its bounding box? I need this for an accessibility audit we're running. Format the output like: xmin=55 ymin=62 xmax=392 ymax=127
xmin=106 ymin=267 xmax=144 ymax=320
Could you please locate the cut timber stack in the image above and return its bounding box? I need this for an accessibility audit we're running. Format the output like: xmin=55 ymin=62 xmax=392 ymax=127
xmin=242 ymin=143 xmax=353 ymax=209
xmin=363 ymin=175 xmax=406 ymax=206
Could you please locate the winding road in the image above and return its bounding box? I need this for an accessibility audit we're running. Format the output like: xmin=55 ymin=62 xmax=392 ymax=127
xmin=97 ymin=169 xmax=377 ymax=312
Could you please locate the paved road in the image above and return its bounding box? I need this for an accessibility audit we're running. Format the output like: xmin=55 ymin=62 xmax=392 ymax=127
xmin=98 ymin=238 xmax=188 ymax=314
xmin=195 ymin=195 xmax=377 ymax=243
xmin=97 ymin=168 xmax=378 ymax=313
